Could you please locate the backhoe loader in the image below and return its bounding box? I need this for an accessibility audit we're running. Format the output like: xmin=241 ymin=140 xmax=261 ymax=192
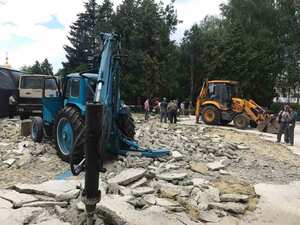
xmin=195 ymin=79 xmax=279 ymax=133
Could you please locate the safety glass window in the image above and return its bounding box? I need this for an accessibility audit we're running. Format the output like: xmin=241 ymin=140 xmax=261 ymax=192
xmin=70 ymin=79 xmax=80 ymax=97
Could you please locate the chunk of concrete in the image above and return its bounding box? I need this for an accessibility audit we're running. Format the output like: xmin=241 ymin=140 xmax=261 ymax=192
xmin=220 ymin=194 xmax=249 ymax=203
xmin=0 ymin=198 xmax=13 ymax=209
xmin=156 ymin=172 xmax=187 ymax=181
xmin=192 ymin=178 xmax=209 ymax=187
xmin=20 ymin=120 xmax=32 ymax=137
xmin=97 ymin=195 xmax=192 ymax=225
xmin=22 ymin=201 xmax=68 ymax=208
xmin=132 ymin=187 xmax=155 ymax=197
xmin=0 ymin=189 xmax=37 ymax=207
xmin=207 ymin=160 xmax=226 ymax=171
xmin=35 ymin=218 xmax=71 ymax=225
xmin=172 ymin=151 xmax=184 ymax=160
xmin=199 ymin=210 xmax=221 ymax=223
xmin=55 ymin=189 xmax=80 ymax=201
xmin=190 ymin=161 xmax=209 ymax=174
xmin=107 ymin=168 xmax=146 ymax=186
xmin=155 ymin=197 xmax=180 ymax=207
xmin=209 ymin=202 xmax=247 ymax=214
xmin=14 ymin=180 xmax=80 ymax=198
xmin=3 ymin=158 xmax=15 ymax=166
xmin=0 ymin=207 xmax=44 ymax=225
xmin=129 ymin=177 xmax=148 ymax=189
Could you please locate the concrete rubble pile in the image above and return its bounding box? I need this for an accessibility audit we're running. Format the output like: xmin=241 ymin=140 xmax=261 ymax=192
xmin=0 ymin=118 xmax=258 ymax=225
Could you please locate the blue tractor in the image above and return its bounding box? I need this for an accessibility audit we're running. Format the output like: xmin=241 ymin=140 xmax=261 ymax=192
xmin=31 ymin=33 xmax=169 ymax=167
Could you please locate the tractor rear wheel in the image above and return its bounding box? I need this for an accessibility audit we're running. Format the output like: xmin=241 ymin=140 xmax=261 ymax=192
xmin=31 ymin=117 xmax=44 ymax=142
xmin=233 ymin=113 xmax=250 ymax=129
xmin=53 ymin=106 xmax=84 ymax=162
xmin=201 ymin=106 xmax=220 ymax=125
xmin=117 ymin=107 xmax=135 ymax=139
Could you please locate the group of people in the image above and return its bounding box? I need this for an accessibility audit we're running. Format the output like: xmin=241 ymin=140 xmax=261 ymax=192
xmin=277 ymin=105 xmax=298 ymax=146
xmin=144 ymin=98 xmax=182 ymax=124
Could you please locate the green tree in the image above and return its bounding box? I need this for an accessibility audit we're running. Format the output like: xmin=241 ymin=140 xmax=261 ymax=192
xmin=21 ymin=59 xmax=53 ymax=75
xmin=63 ymin=0 xmax=98 ymax=73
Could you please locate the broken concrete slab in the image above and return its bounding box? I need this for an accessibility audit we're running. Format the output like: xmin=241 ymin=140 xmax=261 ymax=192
xmin=172 ymin=151 xmax=184 ymax=160
xmin=107 ymin=168 xmax=146 ymax=185
xmin=190 ymin=161 xmax=209 ymax=174
xmin=220 ymin=194 xmax=249 ymax=203
xmin=3 ymin=158 xmax=15 ymax=166
xmin=156 ymin=172 xmax=187 ymax=181
xmin=132 ymin=187 xmax=155 ymax=197
xmin=14 ymin=180 xmax=80 ymax=198
xmin=0 ymin=198 xmax=13 ymax=209
xmin=0 ymin=207 xmax=44 ymax=225
xmin=192 ymin=178 xmax=209 ymax=187
xmin=55 ymin=189 xmax=80 ymax=201
xmin=20 ymin=120 xmax=32 ymax=137
xmin=155 ymin=197 xmax=180 ymax=207
xmin=22 ymin=201 xmax=68 ymax=208
xmin=207 ymin=160 xmax=226 ymax=171
xmin=35 ymin=218 xmax=71 ymax=225
xmin=129 ymin=177 xmax=148 ymax=189
xmin=199 ymin=210 xmax=221 ymax=223
xmin=97 ymin=195 xmax=194 ymax=225
xmin=0 ymin=189 xmax=37 ymax=207
xmin=209 ymin=202 xmax=247 ymax=214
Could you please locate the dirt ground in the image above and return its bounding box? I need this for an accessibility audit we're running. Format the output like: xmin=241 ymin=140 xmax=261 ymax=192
xmin=205 ymin=127 xmax=300 ymax=184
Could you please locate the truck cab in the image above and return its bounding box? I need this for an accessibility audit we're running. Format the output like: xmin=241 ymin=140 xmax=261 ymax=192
xmin=17 ymin=75 xmax=58 ymax=119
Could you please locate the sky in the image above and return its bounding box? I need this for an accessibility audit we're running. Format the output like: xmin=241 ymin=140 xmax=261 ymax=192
xmin=0 ymin=0 xmax=226 ymax=72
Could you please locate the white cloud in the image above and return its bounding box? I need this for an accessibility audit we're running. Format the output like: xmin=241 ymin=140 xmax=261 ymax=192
xmin=0 ymin=0 xmax=225 ymax=72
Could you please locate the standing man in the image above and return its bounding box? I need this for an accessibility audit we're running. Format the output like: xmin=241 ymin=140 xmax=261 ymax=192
xmin=160 ymin=97 xmax=168 ymax=123
xmin=144 ymin=98 xmax=150 ymax=121
xmin=277 ymin=105 xmax=290 ymax=143
xmin=287 ymin=106 xmax=298 ymax=146
xmin=167 ymin=100 xmax=178 ymax=123
xmin=8 ymin=94 xmax=17 ymax=118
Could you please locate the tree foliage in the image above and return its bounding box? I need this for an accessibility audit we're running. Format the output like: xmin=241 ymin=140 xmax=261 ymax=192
xmin=21 ymin=58 xmax=53 ymax=75
xmin=61 ymin=0 xmax=300 ymax=106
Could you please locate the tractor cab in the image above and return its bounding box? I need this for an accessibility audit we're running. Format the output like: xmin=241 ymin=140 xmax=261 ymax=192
xmin=207 ymin=80 xmax=239 ymax=109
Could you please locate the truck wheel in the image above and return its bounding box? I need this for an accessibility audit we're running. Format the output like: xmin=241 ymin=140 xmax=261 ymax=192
xmin=117 ymin=108 xmax=135 ymax=139
xmin=201 ymin=106 xmax=220 ymax=125
xmin=31 ymin=117 xmax=44 ymax=142
xmin=54 ymin=107 xmax=84 ymax=162
xmin=233 ymin=114 xmax=250 ymax=129
xmin=20 ymin=113 xmax=30 ymax=120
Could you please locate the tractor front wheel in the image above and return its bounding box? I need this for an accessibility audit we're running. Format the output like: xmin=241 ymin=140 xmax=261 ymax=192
xmin=54 ymin=107 xmax=84 ymax=162
xmin=233 ymin=114 xmax=250 ymax=129
xmin=201 ymin=106 xmax=220 ymax=125
xmin=31 ymin=117 xmax=44 ymax=142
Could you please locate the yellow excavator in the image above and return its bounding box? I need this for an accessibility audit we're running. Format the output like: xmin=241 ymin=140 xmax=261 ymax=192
xmin=195 ymin=80 xmax=279 ymax=133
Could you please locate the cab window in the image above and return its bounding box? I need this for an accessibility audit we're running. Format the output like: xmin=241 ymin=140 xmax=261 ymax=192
xmin=66 ymin=78 xmax=80 ymax=98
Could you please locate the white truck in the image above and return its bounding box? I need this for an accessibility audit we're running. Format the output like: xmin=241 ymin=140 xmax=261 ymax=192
xmin=17 ymin=75 xmax=58 ymax=119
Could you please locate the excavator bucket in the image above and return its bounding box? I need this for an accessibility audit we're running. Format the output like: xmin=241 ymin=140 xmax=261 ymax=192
xmin=257 ymin=116 xmax=279 ymax=134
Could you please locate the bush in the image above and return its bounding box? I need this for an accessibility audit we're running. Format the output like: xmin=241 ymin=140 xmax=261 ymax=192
xmin=270 ymin=102 xmax=300 ymax=121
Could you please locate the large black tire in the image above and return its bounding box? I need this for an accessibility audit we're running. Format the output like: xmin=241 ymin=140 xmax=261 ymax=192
xmin=233 ymin=113 xmax=250 ymax=129
xmin=201 ymin=105 xmax=220 ymax=125
xmin=220 ymin=120 xmax=231 ymax=126
xmin=31 ymin=117 xmax=44 ymax=142
xmin=53 ymin=106 xmax=84 ymax=162
xmin=20 ymin=113 xmax=30 ymax=120
xmin=250 ymin=120 xmax=257 ymax=128
xmin=117 ymin=107 xmax=135 ymax=139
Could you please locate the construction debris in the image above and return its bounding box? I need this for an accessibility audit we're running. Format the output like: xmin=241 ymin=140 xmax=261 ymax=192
xmin=0 ymin=116 xmax=300 ymax=224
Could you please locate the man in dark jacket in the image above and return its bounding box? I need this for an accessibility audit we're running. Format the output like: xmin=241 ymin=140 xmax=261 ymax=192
xmin=277 ymin=105 xmax=290 ymax=143
xmin=160 ymin=97 xmax=168 ymax=123
xmin=287 ymin=106 xmax=298 ymax=146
